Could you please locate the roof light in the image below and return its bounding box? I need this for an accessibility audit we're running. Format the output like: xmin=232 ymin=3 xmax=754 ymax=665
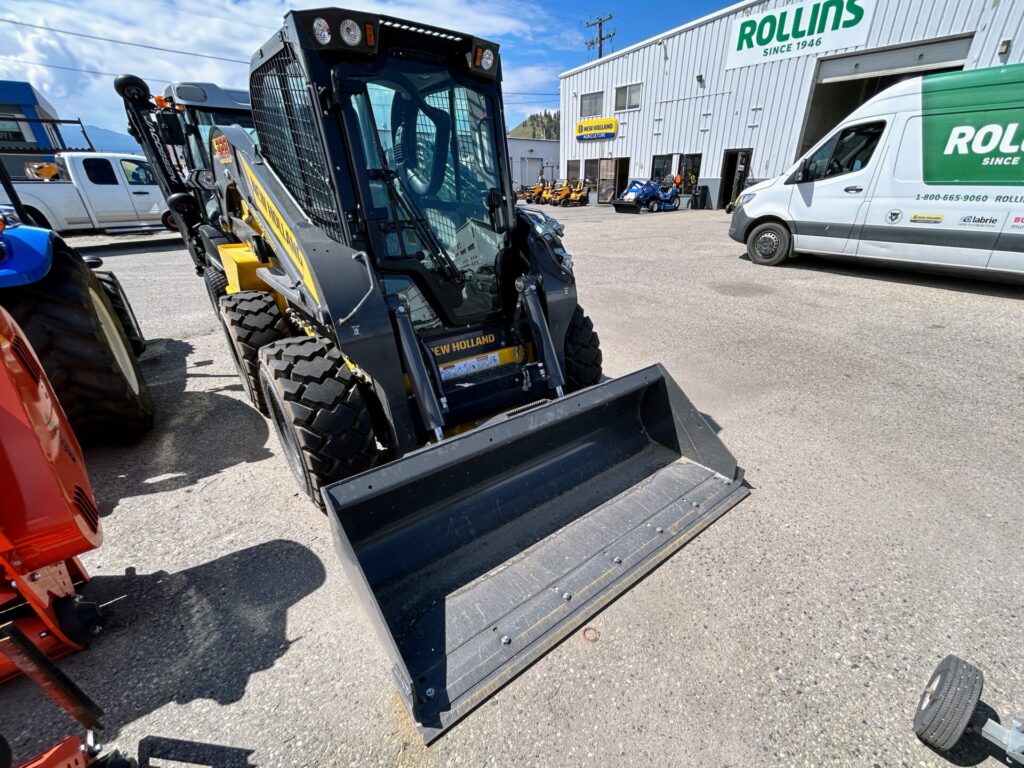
xmin=312 ymin=17 xmax=331 ymax=45
xmin=340 ymin=18 xmax=362 ymax=46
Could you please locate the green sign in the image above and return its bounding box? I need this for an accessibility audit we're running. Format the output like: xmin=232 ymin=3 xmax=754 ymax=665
xmin=922 ymin=68 xmax=1024 ymax=186
xmin=726 ymin=0 xmax=875 ymax=69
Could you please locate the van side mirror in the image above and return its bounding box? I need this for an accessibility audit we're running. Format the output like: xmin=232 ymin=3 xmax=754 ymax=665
xmin=788 ymin=158 xmax=811 ymax=185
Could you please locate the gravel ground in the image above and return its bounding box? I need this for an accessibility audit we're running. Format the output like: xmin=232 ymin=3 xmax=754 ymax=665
xmin=2 ymin=208 xmax=1022 ymax=767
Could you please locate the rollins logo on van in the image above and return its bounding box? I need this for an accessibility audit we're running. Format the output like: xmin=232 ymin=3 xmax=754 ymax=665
xmin=922 ymin=69 xmax=1024 ymax=186
xmin=725 ymin=0 xmax=875 ymax=70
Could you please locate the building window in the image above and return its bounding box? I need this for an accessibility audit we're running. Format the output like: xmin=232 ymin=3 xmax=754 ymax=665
xmin=651 ymin=154 xmax=673 ymax=181
xmin=614 ymin=84 xmax=641 ymax=112
xmin=579 ymin=91 xmax=603 ymax=118
xmin=678 ymin=154 xmax=702 ymax=194
xmin=82 ymin=158 xmax=118 ymax=185
xmin=567 ymin=160 xmax=580 ymax=181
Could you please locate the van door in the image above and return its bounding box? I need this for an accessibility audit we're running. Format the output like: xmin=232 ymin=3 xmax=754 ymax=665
xmin=117 ymin=158 xmax=163 ymax=224
xmin=787 ymin=121 xmax=888 ymax=255
xmin=74 ymin=157 xmax=138 ymax=227
xmin=857 ymin=116 xmax=993 ymax=269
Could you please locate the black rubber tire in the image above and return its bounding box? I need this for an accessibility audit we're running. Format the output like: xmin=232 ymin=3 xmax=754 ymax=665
xmin=204 ymin=266 xmax=229 ymax=315
xmin=0 ymin=733 xmax=11 ymax=768
xmin=161 ymin=210 xmax=176 ymax=231
xmin=113 ymin=74 xmax=150 ymax=101
xmin=914 ymin=655 xmax=984 ymax=752
xmin=746 ymin=221 xmax=791 ymax=266
xmin=23 ymin=206 xmax=51 ymax=231
xmin=258 ymin=336 xmax=378 ymax=507
xmin=218 ymin=291 xmax=286 ymax=416
xmin=93 ymin=272 xmax=146 ymax=356
xmin=0 ymin=246 xmax=153 ymax=443
xmin=648 ymin=200 xmax=660 ymax=213
xmin=564 ymin=305 xmax=603 ymax=392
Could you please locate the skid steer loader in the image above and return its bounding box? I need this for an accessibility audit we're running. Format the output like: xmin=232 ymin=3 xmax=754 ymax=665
xmin=116 ymin=8 xmax=748 ymax=741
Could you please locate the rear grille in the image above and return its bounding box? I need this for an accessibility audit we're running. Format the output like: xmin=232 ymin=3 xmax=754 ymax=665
xmin=73 ymin=486 xmax=99 ymax=533
xmin=10 ymin=334 xmax=41 ymax=383
xmin=249 ymin=46 xmax=344 ymax=243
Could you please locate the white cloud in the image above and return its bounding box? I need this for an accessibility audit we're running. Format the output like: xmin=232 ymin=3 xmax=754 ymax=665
xmin=0 ymin=0 xmax=569 ymax=135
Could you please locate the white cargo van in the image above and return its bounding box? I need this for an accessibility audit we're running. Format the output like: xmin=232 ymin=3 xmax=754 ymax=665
xmin=729 ymin=64 xmax=1024 ymax=279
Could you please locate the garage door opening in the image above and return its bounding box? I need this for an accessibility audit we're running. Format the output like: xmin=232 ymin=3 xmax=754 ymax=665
xmin=797 ymin=35 xmax=973 ymax=157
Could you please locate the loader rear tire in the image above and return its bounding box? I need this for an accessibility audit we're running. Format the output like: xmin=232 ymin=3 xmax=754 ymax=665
xmin=204 ymin=266 xmax=229 ymax=315
xmin=0 ymin=245 xmax=153 ymax=443
xmin=258 ymin=336 xmax=378 ymax=508
xmin=564 ymin=305 xmax=602 ymax=392
xmin=219 ymin=291 xmax=286 ymax=416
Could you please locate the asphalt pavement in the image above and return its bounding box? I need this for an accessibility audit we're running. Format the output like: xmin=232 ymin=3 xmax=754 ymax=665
xmin=2 ymin=208 xmax=1022 ymax=767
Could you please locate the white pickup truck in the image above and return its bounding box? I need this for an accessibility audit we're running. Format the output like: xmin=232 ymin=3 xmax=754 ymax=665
xmin=0 ymin=152 xmax=173 ymax=234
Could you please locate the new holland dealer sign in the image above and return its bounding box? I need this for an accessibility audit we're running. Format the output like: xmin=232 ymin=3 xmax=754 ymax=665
xmin=726 ymin=0 xmax=876 ymax=70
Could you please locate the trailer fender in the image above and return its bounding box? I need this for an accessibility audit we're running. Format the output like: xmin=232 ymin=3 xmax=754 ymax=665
xmin=0 ymin=224 xmax=54 ymax=289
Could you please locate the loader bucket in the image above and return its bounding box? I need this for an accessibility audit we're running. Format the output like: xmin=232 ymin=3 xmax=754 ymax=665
xmin=323 ymin=364 xmax=749 ymax=741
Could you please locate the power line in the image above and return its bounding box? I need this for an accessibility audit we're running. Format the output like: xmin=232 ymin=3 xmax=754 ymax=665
xmin=0 ymin=56 xmax=170 ymax=83
xmin=0 ymin=19 xmax=249 ymax=64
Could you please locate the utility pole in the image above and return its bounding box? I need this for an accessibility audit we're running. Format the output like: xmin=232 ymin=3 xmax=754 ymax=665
xmin=585 ymin=14 xmax=615 ymax=59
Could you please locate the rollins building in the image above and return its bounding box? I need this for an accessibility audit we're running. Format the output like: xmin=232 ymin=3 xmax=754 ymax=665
xmin=559 ymin=0 xmax=1024 ymax=207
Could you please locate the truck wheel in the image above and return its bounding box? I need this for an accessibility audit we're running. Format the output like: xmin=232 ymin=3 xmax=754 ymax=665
xmin=746 ymin=222 xmax=791 ymax=266
xmin=564 ymin=305 xmax=603 ymax=392
xmin=914 ymin=655 xmax=984 ymax=752
xmin=218 ymin=291 xmax=286 ymax=416
xmin=0 ymin=246 xmax=153 ymax=443
xmin=204 ymin=266 xmax=229 ymax=315
xmin=258 ymin=336 xmax=378 ymax=508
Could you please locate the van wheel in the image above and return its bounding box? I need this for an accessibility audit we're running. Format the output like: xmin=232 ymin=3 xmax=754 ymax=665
xmin=747 ymin=222 xmax=791 ymax=266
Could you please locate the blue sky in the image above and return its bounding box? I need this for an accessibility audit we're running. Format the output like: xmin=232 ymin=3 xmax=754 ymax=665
xmin=0 ymin=0 xmax=726 ymax=134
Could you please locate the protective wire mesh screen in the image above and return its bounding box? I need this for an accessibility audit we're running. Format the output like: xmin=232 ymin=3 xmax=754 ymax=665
xmin=249 ymin=48 xmax=344 ymax=243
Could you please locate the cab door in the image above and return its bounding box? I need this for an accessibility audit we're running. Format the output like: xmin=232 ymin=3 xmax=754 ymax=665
xmin=786 ymin=121 xmax=889 ymax=255
xmin=75 ymin=156 xmax=137 ymax=227
xmin=116 ymin=157 xmax=163 ymax=224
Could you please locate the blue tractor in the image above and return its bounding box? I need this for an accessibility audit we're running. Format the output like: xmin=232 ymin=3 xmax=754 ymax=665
xmin=0 ymin=162 xmax=152 ymax=443
xmin=612 ymin=175 xmax=684 ymax=213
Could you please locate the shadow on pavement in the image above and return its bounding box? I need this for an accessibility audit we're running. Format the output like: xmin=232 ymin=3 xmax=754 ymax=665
xmin=138 ymin=735 xmax=256 ymax=767
xmin=737 ymin=251 xmax=1024 ymax=298
xmin=0 ymin=540 xmax=325 ymax=762
xmin=925 ymin=702 xmax=1008 ymax=767
xmin=87 ymin=338 xmax=272 ymax=512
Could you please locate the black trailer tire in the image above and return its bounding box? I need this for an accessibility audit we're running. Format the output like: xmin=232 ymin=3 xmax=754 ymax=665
xmin=258 ymin=336 xmax=378 ymax=507
xmin=204 ymin=266 xmax=229 ymax=315
xmin=746 ymin=221 xmax=791 ymax=266
xmin=218 ymin=291 xmax=286 ymax=416
xmin=914 ymin=655 xmax=984 ymax=752
xmin=564 ymin=305 xmax=603 ymax=392
xmin=0 ymin=246 xmax=153 ymax=443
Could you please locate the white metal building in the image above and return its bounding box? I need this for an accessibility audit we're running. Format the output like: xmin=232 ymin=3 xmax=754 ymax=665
xmin=559 ymin=0 xmax=1024 ymax=207
xmin=507 ymin=137 xmax=559 ymax=187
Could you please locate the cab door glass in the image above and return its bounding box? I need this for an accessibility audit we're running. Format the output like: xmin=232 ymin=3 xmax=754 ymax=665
xmin=120 ymin=159 xmax=156 ymax=185
xmin=803 ymin=122 xmax=885 ymax=182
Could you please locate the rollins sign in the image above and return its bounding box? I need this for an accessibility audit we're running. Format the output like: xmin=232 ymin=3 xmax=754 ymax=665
xmin=725 ymin=0 xmax=875 ymax=70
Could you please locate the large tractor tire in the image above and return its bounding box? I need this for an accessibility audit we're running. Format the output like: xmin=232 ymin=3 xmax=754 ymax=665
xmin=258 ymin=336 xmax=378 ymax=508
xmin=218 ymin=290 xmax=287 ymax=416
xmin=92 ymin=271 xmax=146 ymax=356
xmin=0 ymin=246 xmax=153 ymax=443
xmin=564 ymin=305 xmax=602 ymax=392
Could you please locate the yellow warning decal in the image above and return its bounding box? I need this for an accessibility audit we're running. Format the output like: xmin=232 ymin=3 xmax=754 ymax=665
xmin=239 ymin=157 xmax=320 ymax=303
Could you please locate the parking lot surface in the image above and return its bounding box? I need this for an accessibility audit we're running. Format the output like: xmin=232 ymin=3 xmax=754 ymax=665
xmin=3 ymin=208 xmax=1022 ymax=767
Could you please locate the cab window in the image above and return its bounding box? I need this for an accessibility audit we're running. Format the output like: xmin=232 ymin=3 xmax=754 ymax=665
xmin=800 ymin=121 xmax=885 ymax=182
xmin=120 ymin=159 xmax=155 ymax=185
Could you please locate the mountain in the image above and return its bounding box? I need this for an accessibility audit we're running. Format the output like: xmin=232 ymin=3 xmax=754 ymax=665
xmin=509 ymin=111 xmax=560 ymax=140
xmin=83 ymin=125 xmax=142 ymax=154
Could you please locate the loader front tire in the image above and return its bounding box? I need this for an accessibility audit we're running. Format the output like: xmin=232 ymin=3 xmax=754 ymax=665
xmin=564 ymin=305 xmax=602 ymax=392
xmin=0 ymin=245 xmax=153 ymax=443
xmin=258 ymin=336 xmax=378 ymax=508
xmin=219 ymin=290 xmax=286 ymax=416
